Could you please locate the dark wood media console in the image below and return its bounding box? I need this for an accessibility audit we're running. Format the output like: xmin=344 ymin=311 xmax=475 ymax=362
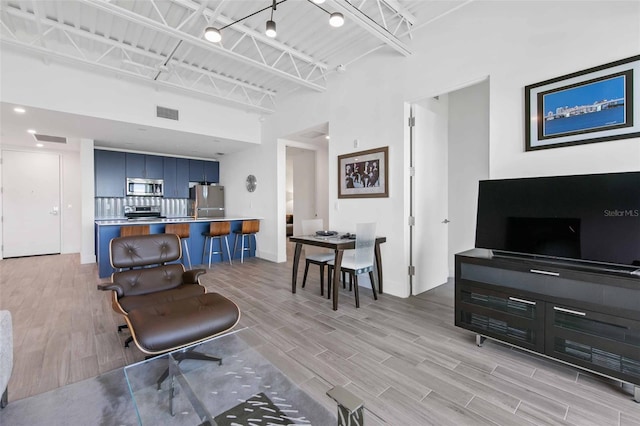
xmin=455 ymin=248 xmax=640 ymax=402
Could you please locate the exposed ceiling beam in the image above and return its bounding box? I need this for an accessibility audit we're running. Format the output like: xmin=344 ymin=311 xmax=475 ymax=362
xmin=381 ymin=0 xmax=416 ymax=26
xmin=173 ymin=0 xmax=329 ymax=70
xmin=1 ymin=6 xmax=276 ymax=99
xmin=1 ymin=38 xmax=275 ymax=114
xmin=327 ymin=0 xmax=411 ymax=56
xmin=78 ymin=0 xmax=326 ymax=92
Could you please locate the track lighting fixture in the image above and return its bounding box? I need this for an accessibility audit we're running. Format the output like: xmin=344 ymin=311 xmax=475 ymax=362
xmin=203 ymin=0 xmax=344 ymax=43
xmin=329 ymin=12 xmax=344 ymax=27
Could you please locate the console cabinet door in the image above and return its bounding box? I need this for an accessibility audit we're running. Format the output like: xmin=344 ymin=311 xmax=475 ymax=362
xmin=456 ymin=282 xmax=545 ymax=352
xmin=545 ymin=304 xmax=640 ymax=385
xmin=95 ymin=150 xmax=125 ymax=197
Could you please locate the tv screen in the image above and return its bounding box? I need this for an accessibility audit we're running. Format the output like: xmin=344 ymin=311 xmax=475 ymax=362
xmin=475 ymin=172 xmax=640 ymax=268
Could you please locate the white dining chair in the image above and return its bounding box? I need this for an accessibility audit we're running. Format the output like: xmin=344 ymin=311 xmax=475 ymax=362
xmin=328 ymin=222 xmax=378 ymax=307
xmin=301 ymin=219 xmax=334 ymax=298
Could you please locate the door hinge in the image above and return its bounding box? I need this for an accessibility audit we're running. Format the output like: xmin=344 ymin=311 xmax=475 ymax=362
xmin=408 ymin=265 xmax=415 ymax=276
xmin=408 ymin=166 xmax=415 ymax=176
xmin=408 ymin=116 xmax=415 ymax=127
xmin=408 ymin=216 xmax=415 ymax=226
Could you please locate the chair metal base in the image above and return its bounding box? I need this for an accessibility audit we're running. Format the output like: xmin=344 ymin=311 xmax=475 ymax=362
xmin=233 ymin=233 xmax=256 ymax=263
xmin=202 ymin=235 xmax=232 ymax=268
xmin=155 ymin=347 xmax=222 ymax=390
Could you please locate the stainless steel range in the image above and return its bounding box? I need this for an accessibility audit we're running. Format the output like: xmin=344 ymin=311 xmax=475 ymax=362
xmin=124 ymin=205 xmax=164 ymax=220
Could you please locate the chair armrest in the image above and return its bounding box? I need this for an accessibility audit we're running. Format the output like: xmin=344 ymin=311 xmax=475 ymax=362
xmin=183 ymin=269 xmax=206 ymax=284
xmin=97 ymin=283 xmax=124 ymax=297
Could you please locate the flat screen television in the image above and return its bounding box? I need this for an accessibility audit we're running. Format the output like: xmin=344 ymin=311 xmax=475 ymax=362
xmin=475 ymin=171 xmax=640 ymax=271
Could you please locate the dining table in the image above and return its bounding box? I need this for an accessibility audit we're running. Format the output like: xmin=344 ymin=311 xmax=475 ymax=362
xmin=289 ymin=233 xmax=387 ymax=310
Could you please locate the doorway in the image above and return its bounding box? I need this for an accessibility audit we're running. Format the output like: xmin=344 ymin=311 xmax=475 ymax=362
xmin=2 ymin=150 xmax=62 ymax=257
xmin=409 ymin=79 xmax=490 ymax=295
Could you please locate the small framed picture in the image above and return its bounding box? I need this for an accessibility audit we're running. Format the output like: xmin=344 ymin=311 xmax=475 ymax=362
xmin=338 ymin=146 xmax=388 ymax=198
xmin=525 ymin=55 xmax=640 ymax=151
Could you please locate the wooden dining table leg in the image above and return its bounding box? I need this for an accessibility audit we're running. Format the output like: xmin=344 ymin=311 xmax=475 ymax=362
xmin=292 ymin=243 xmax=303 ymax=293
xmin=332 ymin=249 xmax=344 ymax=311
xmin=374 ymin=241 xmax=383 ymax=294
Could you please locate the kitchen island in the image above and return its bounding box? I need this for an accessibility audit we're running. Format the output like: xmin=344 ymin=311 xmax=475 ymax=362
xmin=95 ymin=217 xmax=261 ymax=278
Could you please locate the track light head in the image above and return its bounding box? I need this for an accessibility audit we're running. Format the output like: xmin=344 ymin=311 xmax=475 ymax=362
xmin=329 ymin=12 xmax=344 ymax=27
xmin=265 ymin=20 xmax=277 ymax=38
xmin=204 ymin=27 xmax=221 ymax=42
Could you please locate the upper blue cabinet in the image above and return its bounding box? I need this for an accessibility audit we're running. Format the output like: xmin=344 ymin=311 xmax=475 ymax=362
xmin=163 ymin=157 xmax=190 ymax=198
xmin=95 ymin=150 xmax=126 ymax=197
xmin=126 ymin=153 xmax=163 ymax=179
xmin=189 ymin=159 xmax=219 ymax=183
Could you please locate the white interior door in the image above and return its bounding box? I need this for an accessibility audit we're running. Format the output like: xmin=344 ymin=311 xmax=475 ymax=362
xmin=413 ymin=97 xmax=449 ymax=294
xmin=292 ymin=149 xmax=317 ymax=234
xmin=2 ymin=150 xmax=61 ymax=257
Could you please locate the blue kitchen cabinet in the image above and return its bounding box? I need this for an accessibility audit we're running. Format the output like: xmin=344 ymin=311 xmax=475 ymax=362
xmin=95 ymin=150 xmax=126 ymax=197
xmin=126 ymin=153 xmax=164 ymax=179
xmin=189 ymin=159 xmax=219 ymax=183
xmin=163 ymin=157 xmax=190 ymax=198
xmin=176 ymin=158 xmax=190 ymax=198
xmin=203 ymin=160 xmax=219 ymax=183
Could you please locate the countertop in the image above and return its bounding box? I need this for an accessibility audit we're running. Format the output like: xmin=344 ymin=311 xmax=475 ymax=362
xmin=95 ymin=216 xmax=262 ymax=225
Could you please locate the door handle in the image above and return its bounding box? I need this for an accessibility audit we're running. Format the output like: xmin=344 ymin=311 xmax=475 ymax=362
xmin=442 ymin=219 xmax=450 ymax=224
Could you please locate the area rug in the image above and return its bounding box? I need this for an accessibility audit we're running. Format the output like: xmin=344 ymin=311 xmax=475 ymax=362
xmin=0 ymin=333 xmax=335 ymax=425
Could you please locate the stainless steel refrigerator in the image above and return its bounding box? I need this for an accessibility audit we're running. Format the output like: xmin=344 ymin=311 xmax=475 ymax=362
xmin=189 ymin=184 xmax=225 ymax=218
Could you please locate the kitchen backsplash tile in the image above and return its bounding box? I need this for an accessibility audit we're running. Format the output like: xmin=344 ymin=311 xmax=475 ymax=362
xmin=95 ymin=197 xmax=188 ymax=218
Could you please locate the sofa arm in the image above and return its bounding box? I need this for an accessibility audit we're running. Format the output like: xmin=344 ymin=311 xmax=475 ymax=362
xmin=183 ymin=269 xmax=206 ymax=284
xmin=0 ymin=310 xmax=13 ymax=408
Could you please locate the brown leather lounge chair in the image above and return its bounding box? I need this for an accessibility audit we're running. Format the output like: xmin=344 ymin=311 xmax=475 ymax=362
xmin=98 ymin=233 xmax=240 ymax=356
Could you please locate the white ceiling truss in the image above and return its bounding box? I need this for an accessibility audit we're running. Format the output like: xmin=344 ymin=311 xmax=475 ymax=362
xmin=0 ymin=1 xmax=470 ymax=114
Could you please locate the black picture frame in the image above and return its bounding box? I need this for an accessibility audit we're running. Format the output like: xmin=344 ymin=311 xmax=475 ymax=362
xmin=525 ymin=55 xmax=640 ymax=151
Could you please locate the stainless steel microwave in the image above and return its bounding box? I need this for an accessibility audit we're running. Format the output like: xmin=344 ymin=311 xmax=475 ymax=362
xmin=126 ymin=178 xmax=164 ymax=196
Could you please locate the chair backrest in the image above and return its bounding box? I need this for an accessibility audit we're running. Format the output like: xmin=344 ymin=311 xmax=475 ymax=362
xmin=165 ymin=223 xmax=190 ymax=238
xmin=242 ymin=220 xmax=260 ymax=234
xmin=210 ymin=221 xmax=231 ymax=236
xmin=120 ymin=224 xmax=150 ymax=237
xmin=110 ymin=234 xmax=181 ymax=269
xmin=354 ymin=222 xmax=376 ymax=266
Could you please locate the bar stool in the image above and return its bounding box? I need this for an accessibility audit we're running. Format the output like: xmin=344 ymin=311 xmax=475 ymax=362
xmin=233 ymin=220 xmax=260 ymax=263
xmin=165 ymin=223 xmax=192 ymax=269
xmin=202 ymin=221 xmax=232 ymax=268
xmin=119 ymin=225 xmax=150 ymax=237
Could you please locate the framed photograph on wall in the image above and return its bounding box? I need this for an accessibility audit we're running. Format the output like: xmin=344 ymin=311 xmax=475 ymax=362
xmin=338 ymin=146 xmax=388 ymax=198
xmin=525 ymin=55 xmax=640 ymax=151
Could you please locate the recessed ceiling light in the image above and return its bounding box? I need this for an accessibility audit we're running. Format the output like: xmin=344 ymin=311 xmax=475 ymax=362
xmin=36 ymin=143 xmax=44 ymax=148
xmin=325 ymin=135 xmax=330 ymax=140
xmin=14 ymin=107 xmax=26 ymax=114
xmin=27 ymin=129 xmax=37 ymax=134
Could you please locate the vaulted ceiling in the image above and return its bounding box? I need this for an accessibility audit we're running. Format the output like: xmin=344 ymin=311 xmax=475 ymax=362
xmin=1 ymin=0 xmax=471 ymax=115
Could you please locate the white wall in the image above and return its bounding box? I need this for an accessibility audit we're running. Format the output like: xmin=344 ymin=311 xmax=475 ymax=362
xmin=448 ymin=80 xmax=490 ymax=275
xmin=224 ymin=1 xmax=640 ymax=298
xmin=1 ymin=48 xmax=261 ymax=145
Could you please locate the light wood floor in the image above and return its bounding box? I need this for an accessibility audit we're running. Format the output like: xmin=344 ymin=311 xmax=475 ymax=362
xmin=1 ymin=248 xmax=639 ymax=425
